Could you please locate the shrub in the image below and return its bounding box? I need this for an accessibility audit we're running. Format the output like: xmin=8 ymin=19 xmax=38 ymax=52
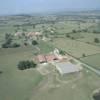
xmin=32 ymin=40 xmax=38 ymax=45
xmin=59 ymin=50 xmax=66 ymax=55
xmin=0 ymin=71 xmax=3 ymax=74
xmin=82 ymin=53 xmax=86 ymax=57
xmin=72 ymin=29 xmax=77 ymax=33
xmin=94 ymin=38 xmax=100 ymax=43
xmin=93 ymin=92 xmax=100 ymax=100
xmin=17 ymin=60 xmax=37 ymax=70
xmin=12 ymin=43 xmax=20 ymax=48
xmin=66 ymin=34 xmax=70 ymax=38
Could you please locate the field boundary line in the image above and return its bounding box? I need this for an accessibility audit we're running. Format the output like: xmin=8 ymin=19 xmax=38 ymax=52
xmin=79 ymin=52 xmax=100 ymax=59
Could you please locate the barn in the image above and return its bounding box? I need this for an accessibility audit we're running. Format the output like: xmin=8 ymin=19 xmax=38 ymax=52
xmin=55 ymin=62 xmax=80 ymax=75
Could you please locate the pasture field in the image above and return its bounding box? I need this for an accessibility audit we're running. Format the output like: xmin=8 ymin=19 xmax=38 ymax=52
xmin=80 ymin=53 xmax=100 ymax=70
xmin=38 ymin=41 xmax=55 ymax=54
xmin=0 ymin=46 xmax=43 ymax=100
xmin=30 ymin=66 xmax=100 ymax=100
xmin=0 ymin=46 xmax=100 ymax=100
xmin=0 ymin=15 xmax=100 ymax=100
xmin=50 ymin=21 xmax=94 ymax=34
xmin=51 ymin=37 xmax=100 ymax=58
xmin=77 ymin=33 xmax=100 ymax=46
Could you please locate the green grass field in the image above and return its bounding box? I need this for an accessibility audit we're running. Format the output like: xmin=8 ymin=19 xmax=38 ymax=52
xmin=0 ymin=47 xmax=43 ymax=100
xmin=52 ymin=37 xmax=100 ymax=58
xmin=38 ymin=41 xmax=54 ymax=54
xmin=0 ymin=16 xmax=100 ymax=100
xmin=80 ymin=53 xmax=100 ymax=70
xmin=77 ymin=33 xmax=100 ymax=46
xmin=0 ymin=46 xmax=100 ymax=100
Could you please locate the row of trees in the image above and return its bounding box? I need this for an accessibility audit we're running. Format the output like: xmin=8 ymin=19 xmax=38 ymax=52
xmin=17 ymin=60 xmax=37 ymax=70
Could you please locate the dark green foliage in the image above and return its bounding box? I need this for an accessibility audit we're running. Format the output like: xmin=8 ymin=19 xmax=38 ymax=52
xmin=0 ymin=71 xmax=3 ymax=74
xmin=2 ymin=33 xmax=20 ymax=48
xmin=71 ymin=37 xmax=75 ymax=40
xmin=24 ymin=42 xmax=28 ymax=46
xmin=17 ymin=60 xmax=37 ymax=70
xmin=66 ymin=34 xmax=70 ymax=38
xmin=32 ymin=40 xmax=38 ymax=45
xmin=72 ymin=29 xmax=77 ymax=33
xmin=2 ymin=43 xmax=11 ymax=48
xmin=93 ymin=92 xmax=100 ymax=100
xmin=5 ymin=33 xmax=13 ymax=45
xmin=59 ymin=50 xmax=66 ymax=55
xmin=82 ymin=53 xmax=86 ymax=57
xmin=12 ymin=43 xmax=20 ymax=48
xmin=2 ymin=33 xmax=13 ymax=48
xmin=94 ymin=38 xmax=100 ymax=43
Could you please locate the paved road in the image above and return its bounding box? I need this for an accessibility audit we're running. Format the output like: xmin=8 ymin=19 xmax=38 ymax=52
xmin=81 ymin=62 xmax=100 ymax=76
xmin=74 ymin=59 xmax=100 ymax=76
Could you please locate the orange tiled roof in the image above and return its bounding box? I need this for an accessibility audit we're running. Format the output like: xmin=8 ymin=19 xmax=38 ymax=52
xmin=37 ymin=55 xmax=46 ymax=63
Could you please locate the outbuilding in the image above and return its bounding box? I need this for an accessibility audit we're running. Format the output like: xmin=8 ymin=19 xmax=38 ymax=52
xmin=55 ymin=62 xmax=80 ymax=75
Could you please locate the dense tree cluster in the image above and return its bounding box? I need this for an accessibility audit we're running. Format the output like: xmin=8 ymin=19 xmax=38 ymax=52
xmin=17 ymin=60 xmax=37 ymax=70
xmin=2 ymin=33 xmax=20 ymax=48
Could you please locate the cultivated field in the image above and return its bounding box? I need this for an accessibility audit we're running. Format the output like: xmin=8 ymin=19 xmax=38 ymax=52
xmin=80 ymin=53 xmax=100 ymax=70
xmin=77 ymin=33 xmax=100 ymax=46
xmin=52 ymin=37 xmax=100 ymax=58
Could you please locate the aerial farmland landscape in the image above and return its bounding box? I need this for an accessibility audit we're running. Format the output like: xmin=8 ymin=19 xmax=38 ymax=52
xmin=0 ymin=0 xmax=100 ymax=100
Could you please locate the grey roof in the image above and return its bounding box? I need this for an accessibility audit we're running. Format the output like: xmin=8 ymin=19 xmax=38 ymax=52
xmin=56 ymin=62 xmax=79 ymax=74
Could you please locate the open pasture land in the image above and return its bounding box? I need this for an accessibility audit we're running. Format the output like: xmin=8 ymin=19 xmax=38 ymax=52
xmin=80 ymin=53 xmax=100 ymax=70
xmin=38 ymin=41 xmax=55 ymax=54
xmin=0 ymin=46 xmax=100 ymax=100
xmin=77 ymin=32 xmax=100 ymax=46
xmin=52 ymin=21 xmax=94 ymax=34
xmin=30 ymin=67 xmax=100 ymax=100
xmin=52 ymin=38 xmax=100 ymax=58
xmin=0 ymin=47 xmax=43 ymax=100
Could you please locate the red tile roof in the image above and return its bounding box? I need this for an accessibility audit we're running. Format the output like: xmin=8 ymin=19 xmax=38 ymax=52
xmin=45 ymin=55 xmax=57 ymax=62
xmin=37 ymin=55 xmax=46 ymax=63
xmin=37 ymin=54 xmax=58 ymax=63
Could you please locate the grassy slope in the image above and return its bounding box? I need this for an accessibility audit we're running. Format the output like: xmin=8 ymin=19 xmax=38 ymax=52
xmin=0 ymin=47 xmax=43 ymax=100
xmin=30 ymin=69 xmax=100 ymax=100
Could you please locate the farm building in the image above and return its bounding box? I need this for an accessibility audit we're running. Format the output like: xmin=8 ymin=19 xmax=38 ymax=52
xmin=37 ymin=55 xmax=46 ymax=63
xmin=45 ymin=54 xmax=58 ymax=62
xmin=55 ymin=62 xmax=80 ymax=75
xmin=15 ymin=32 xmax=22 ymax=36
xmin=37 ymin=54 xmax=58 ymax=63
xmin=25 ymin=32 xmax=42 ymax=40
xmin=27 ymin=32 xmax=42 ymax=37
